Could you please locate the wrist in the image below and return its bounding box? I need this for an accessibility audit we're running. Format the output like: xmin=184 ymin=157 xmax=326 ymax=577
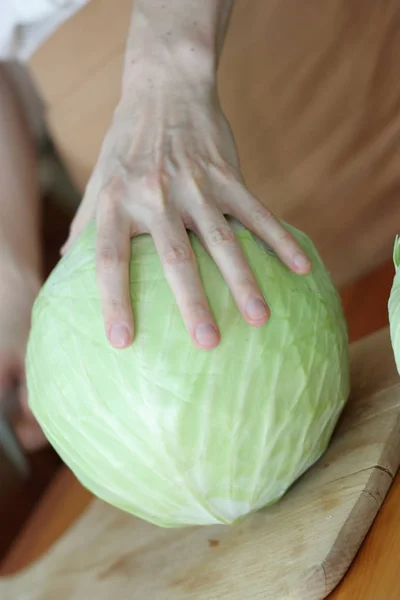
xmin=122 ymin=42 xmax=217 ymax=99
xmin=122 ymin=6 xmax=219 ymax=95
xmin=118 ymin=56 xmax=217 ymax=121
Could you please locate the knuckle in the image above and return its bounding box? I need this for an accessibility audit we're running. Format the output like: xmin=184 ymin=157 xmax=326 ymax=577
xmin=143 ymin=168 xmax=168 ymax=193
xmin=278 ymin=230 xmax=294 ymax=245
xmin=149 ymin=192 xmax=168 ymax=215
xmin=100 ymin=174 xmax=126 ymax=209
xmin=108 ymin=298 xmax=130 ymax=316
xmin=222 ymin=164 xmax=240 ymax=183
xmin=206 ymin=225 xmax=235 ymax=248
xmin=253 ymin=205 xmax=275 ymax=225
xmin=190 ymin=192 xmax=211 ymax=212
xmin=212 ymin=161 xmax=240 ymax=183
xmin=108 ymin=298 xmax=120 ymax=310
xmin=187 ymin=161 xmax=205 ymax=185
xmin=98 ymin=246 xmax=120 ymax=272
xmin=104 ymin=297 xmax=124 ymax=314
xmin=163 ymin=242 xmax=193 ymax=266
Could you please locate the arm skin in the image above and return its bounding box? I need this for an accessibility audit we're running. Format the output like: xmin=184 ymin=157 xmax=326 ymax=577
xmin=63 ymin=0 xmax=311 ymax=351
xmin=0 ymin=65 xmax=41 ymax=281
xmin=0 ymin=65 xmax=45 ymax=451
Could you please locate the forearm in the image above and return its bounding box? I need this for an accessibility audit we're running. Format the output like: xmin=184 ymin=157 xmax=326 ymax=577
xmin=122 ymin=0 xmax=233 ymax=92
xmin=0 ymin=65 xmax=41 ymax=277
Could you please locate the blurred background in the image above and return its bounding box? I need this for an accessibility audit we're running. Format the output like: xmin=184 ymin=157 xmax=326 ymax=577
xmin=0 ymin=0 xmax=398 ymax=569
xmin=0 ymin=61 xmax=77 ymax=562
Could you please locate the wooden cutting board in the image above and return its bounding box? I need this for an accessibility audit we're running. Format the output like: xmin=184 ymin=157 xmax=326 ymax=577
xmin=1 ymin=327 xmax=399 ymax=600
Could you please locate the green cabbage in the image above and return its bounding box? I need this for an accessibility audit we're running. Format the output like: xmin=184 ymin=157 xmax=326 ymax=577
xmin=26 ymin=220 xmax=349 ymax=527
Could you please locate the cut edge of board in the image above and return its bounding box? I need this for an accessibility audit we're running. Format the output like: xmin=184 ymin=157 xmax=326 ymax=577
xmin=300 ymin=404 xmax=400 ymax=600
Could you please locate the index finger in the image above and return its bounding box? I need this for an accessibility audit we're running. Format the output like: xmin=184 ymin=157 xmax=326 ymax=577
xmin=96 ymin=205 xmax=134 ymax=349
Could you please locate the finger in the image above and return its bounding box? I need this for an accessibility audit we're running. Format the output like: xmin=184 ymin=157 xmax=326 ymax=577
xmin=151 ymin=214 xmax=220 ymax=350
xmin=96 ymin=205 xmax=134 ymax=349
xmin=218 ymin=180 xmax=311 ymax=274
xmin=191 ymin=203 xmax=270 ymax=327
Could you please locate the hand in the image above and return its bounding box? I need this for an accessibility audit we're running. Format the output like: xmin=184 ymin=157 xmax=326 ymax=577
xmin=62 ymin=73 xmax=311 ymax=351
xmin=0 ymin=267 xmax=47 ymax=452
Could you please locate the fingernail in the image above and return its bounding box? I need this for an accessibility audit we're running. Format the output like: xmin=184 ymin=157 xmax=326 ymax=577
xmin=109 ymin=324 xmax=130 ymax=348
xmin=294 ymin=253 xmax=310 ymax=271
xmin=246 ymin=298 xmax=269 ymax=321
xmin=195 ymin=323 xmax=219 ymax=347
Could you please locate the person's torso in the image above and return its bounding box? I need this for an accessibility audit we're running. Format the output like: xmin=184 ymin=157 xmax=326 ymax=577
xmin=0 ymin=0 xmax=89 ymax=61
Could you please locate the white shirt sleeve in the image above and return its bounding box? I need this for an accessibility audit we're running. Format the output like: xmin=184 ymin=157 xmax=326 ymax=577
xmin=0 ymin=0 xmax=89 ymax=61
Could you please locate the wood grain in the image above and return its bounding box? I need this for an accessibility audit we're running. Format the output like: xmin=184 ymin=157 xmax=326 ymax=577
xmin=0 ymin=327 xmax=399 ymax=599
xmin=28 ymin=0 xmax=400 ymax=287
xmin=329 ymin=470 xmax=400 ymax=600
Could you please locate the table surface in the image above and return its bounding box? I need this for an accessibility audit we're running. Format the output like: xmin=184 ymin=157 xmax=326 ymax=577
xmin=1 ymin=263 xmax=399 ymax=598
